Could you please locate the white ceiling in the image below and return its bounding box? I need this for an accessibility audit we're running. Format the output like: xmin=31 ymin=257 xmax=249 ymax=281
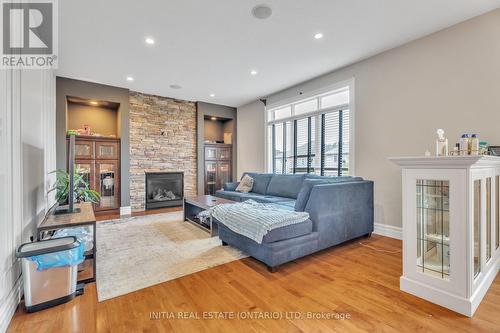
xmin=57 ymin=1 xmax=500 ymax=107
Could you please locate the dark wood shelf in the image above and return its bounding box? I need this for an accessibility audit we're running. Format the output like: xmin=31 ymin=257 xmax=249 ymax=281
xmin=38 ymin=202 xmax=97 ymax=284
xmin=204 ymin=143 xmax=232 ymax=147
xmin=66 ymin=134 xmax=120 ymax=141
xmin=77 ymin=258 xmax=94 ymax=283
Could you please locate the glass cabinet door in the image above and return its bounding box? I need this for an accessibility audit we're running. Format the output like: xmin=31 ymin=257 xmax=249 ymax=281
xmin=496 ymin=175 xmax=500 ymax=251
xmin=75 ymin=160 xmax=94 ymax=192
xmin=95 ymin=160 xmax=119 ymax=210
xmin=205 ymin=147 xmax=217 ymax=160
xmin=473 ymin=179 xmax=481 ymax=278
xmin=73 ymin=140 xmax=94 ymax=159
xmin=416 ymin=180 xmax=450 ymax=279
xmin=205 ymin=161 xmax=217 ymax=195
xmin=96 ymin=141 xmax=119 ymax=159
xmin=218 ymin=162 xmax=231 ymax=190
xmin=217 ymin=148 xmax=231 ymax=160
xmin=486 ymin=178 xmax=492 ymax=262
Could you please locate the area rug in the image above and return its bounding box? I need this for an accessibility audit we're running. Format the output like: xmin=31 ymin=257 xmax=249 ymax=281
xmin=95 ymin=211 xmax=247 ymax=301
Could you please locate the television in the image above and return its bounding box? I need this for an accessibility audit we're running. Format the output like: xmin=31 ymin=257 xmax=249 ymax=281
xmin=55 ymin=134 xmax=80 ymax=214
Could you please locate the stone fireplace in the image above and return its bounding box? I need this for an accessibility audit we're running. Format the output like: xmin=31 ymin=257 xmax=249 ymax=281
xmin=129 ymin=91 xmax=197 ymax=211
xmin=145 ymin=172 xmax=183 ymax=209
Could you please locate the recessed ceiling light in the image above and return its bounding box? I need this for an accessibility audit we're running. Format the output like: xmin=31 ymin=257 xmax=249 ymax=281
xmin=169 ymin=84 xmax=182 ymax=89
xmin=126 ymin=76 xmax=134 ymax=82
xmin=89 ymin=101 xmax=98 ymax=106
xmin=145 ymin=37 xmax=155 ymax=45
xmin=252 ymin=4 xmax=272 ymax=20
xmin=250 ymin=70 xmax=258 ymax=75
xmin=314 ymin=33 xmax=324 ymax=39
xmin=209 ymin=93 xmax=215 ymax=97
xmin=211 ymin=117 xmax=217 ymax=121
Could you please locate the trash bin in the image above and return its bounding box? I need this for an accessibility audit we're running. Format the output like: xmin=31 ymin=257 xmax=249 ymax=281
xmin=16 ymin=236 xmax=84 ymax=312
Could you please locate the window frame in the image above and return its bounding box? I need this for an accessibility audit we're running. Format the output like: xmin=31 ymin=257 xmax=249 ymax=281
xmin=264 ymin=78 xmax=355 ymax=176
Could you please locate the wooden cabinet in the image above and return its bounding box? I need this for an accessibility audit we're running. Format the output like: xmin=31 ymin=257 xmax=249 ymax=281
xmin=68 ymin=136 xmax=120 ymax=212
xmin=204 ymin=144 xmax=232 ymax=195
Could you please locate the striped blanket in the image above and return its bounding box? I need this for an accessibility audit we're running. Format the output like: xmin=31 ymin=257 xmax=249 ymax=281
xmin=211 ymin=200 xmax=310 ymax=244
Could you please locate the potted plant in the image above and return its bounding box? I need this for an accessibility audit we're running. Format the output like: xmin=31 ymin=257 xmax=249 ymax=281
xmin=49 ymin=169 xmax=100 ymax=204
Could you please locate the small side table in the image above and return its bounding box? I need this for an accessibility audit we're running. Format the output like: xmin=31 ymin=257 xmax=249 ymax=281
xmin=184 ymin=195 xmax=235 ymax=236
xmin=37 ymin=202 xmax=96 ymax=284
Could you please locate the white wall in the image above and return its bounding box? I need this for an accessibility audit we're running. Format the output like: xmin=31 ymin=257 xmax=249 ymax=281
xmin=237 ymin=9 xmax=500 ymax=229
xmin=236 ymin=100 xmax=266 ymax=178
xmin=0 ymin=69 xmax=56 ymax=333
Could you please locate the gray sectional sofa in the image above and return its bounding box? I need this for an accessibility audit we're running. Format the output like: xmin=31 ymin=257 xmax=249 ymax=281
xmin=214 ymin=172 xmax=374 ymax=272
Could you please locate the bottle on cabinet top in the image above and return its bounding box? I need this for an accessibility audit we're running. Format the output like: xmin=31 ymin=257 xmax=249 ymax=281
xmin=436 ymin=129 xmax=449 ymax=156
xmin=460 ymin=134 xmax=470 ymax=156
xmin=470 ymin=134 xmax=479 ymax=156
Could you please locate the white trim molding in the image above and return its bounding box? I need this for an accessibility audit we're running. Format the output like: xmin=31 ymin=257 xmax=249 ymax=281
xmin=264 ymin=77 xmax=356 ymax=175
xmin=0 ymin=277 xmax=21 ymax=333
xmin=0 ymin=69 xmax=56 ymax=332
xmin=266 ymin=78 xmax=355 ymax=110
xmin=120 ymin=206 xmax=132 ymax=216
xmin=373 ymin=223 xmax=402 ymax=240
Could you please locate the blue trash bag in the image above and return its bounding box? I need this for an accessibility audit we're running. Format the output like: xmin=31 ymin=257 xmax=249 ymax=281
xmin=53 ymin=226 xmax=93 ymax=252
xmin=28 ymin=242 xmax=85 ymax=271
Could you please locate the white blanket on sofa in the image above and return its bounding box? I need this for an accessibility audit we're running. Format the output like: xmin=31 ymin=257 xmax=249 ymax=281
xmin=211 ymin=200 xmax=310 ymax=244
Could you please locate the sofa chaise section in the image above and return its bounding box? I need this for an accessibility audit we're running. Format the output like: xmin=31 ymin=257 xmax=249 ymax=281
xmin=214 ymin=173 xmax=374 ymax=272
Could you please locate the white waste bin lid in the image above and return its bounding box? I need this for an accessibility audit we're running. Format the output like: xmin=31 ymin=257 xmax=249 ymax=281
xmin=17 ymin=236 xmax=80 ymax=258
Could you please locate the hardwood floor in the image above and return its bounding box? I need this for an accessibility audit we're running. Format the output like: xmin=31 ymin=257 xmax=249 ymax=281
xmin=7 ymin=234 xmax=500 ymax=332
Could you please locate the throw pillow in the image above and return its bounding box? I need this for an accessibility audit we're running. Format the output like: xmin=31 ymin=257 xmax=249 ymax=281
xmin=235 ymin=175 xmax=254 ymax=193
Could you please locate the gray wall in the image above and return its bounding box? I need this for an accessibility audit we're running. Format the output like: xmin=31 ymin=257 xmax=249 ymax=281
xmin=196 ymin=102 xmax=237 ymax=194
xmin=56 ymin=77 xmax=131 ymax=207
xmin=237 ymin=9 xmax=500 ymax=229
xmin=236 ymin=100 xmax=266 ymax=179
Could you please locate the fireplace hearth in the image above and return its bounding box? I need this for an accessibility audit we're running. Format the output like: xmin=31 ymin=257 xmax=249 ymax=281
xmin=145 ymin=172 xmax=183 ymax=209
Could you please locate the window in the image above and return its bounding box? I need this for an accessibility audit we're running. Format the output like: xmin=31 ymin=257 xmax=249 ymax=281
xmin=267 ymin=86 xmax=351 ymax=176
xmin=272 ymin=106 xmax=291 ymax=121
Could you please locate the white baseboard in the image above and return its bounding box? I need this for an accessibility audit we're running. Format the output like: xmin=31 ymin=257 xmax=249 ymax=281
xmin=400 ymin=276 xmax=472 ymax=316
xmin=120 ymin=206 xmax=132 ymax=216
xmin=0 ymin=277 xmax=22 ymax=333
xmin=373 ymin=223 xmax=402 ymax=240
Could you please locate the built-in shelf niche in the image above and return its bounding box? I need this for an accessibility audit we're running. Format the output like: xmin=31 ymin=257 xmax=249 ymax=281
xmin=203 ymin=115 xmax=233 ymax=144
xmin=66 ymin=96 xmax=120 ymax=138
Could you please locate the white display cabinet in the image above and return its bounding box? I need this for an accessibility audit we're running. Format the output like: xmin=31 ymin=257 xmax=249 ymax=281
xmin=389 ymin=156 xmax=500 ymax=316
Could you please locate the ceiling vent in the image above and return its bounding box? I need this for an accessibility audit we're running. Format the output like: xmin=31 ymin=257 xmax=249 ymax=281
xmin=252 ymin=5 xmax=272 ymax=20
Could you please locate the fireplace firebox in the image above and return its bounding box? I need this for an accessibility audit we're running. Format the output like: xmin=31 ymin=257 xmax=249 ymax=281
xmin=145 ymin=172 xmax=184 ymax=209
